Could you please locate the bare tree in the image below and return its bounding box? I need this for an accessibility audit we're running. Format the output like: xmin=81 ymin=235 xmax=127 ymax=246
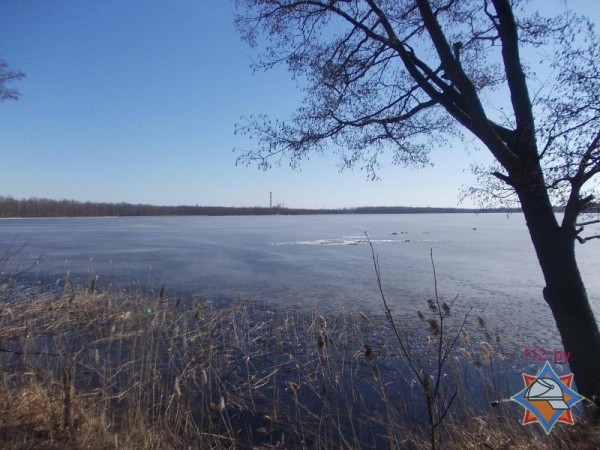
xmin=234 ymin=0 xmax=600 ymax=405
xmin=0 ymin=58 xmax=25 ymax=102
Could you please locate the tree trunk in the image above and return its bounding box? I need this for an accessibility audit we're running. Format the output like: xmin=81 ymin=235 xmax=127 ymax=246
xmin=517 ymin=182 xmax=600 ymax=406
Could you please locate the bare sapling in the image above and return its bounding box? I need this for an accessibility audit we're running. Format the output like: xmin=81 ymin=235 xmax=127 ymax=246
xmin=365 ymin=232 xmax=471 ymax=450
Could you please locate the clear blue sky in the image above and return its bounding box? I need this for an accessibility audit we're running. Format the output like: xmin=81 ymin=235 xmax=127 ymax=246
xmin=0 ymin=0 xmax=597 ymax=209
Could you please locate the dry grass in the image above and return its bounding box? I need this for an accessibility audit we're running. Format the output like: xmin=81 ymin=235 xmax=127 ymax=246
xmin=0 ymin=281 xmax=597 ymax=449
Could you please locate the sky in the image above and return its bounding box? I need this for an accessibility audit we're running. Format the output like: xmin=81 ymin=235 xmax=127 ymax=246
xmin=0 ymin=0 xmax=598 ymax=209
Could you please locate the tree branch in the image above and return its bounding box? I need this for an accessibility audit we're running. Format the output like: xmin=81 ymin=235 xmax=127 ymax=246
xmin=491 ymin=0 xmax=536 ymax=143
xmin=0 ymin=59 xmax=25 ymax=102
xmin=331 ymin=98 xmax=438 ymax=128
xmin=562 ymin=131 xmax=600 ymax=229
xmin=415 ymin=0 xmax=519 ymax=170
xmin=491 ymin=171 xmax=514 ymax=186
xmin=577 ymin=219 xmax=600 ymax=227
xmin=576 ymin=234 xmax=600 ymax=244
xmin=580 ymin=131 xmax=600 ymax=183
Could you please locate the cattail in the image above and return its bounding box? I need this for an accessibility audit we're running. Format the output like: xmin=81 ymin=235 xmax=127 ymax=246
xmin=478 ymin=317 xmax=486 ymax=327
xmin=480 ymin=341 xmax=494 ymax=352
xmin=359 ymin=311 xmax=372 ymax=325
xmin=201 ymin=369 xmax=208 ymax=386
xmin=480 ymin=341 xmax=495 ymax=363
xmin=316 ymin=315 xmax=327 ymax=330
xmin=287 ymin=381 xmax=299 ymax=397
xmin=159 ymin=284 xmax=165 ymax=299
xmin=417 ymin=310 xmax=425 ymax=320
xmin=427 ymin=299 xmax=437 ymax=311
xmin=442 ymin=302 xmax=450 ymax=314
xmin=371 ymin=365 xmax=380 ymax=380
xmin=427 ymin=319 xmax=440 ymax=335
xmin=363 ymin=344 xmax=373 ymax=358
xmin=316 ymin=331 xmax=326 ymax=349
xmin=89 ymin=275 xmax=99 ymax=294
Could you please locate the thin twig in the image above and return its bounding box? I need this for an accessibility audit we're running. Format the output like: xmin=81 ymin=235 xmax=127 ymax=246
xmin=364 ymin=232 xmax=422 ymax=384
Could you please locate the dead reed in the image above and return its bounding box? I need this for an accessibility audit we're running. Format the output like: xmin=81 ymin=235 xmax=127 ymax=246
xmin=0 ymin=278 xmax=596 ymax=449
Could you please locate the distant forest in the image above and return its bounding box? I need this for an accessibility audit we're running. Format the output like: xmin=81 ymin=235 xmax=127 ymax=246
xmin=0 ymin=196 xmax=528 ymax=218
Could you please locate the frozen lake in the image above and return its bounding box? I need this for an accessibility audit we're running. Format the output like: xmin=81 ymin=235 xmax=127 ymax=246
xmin=1 ymin=213 xmax=599 ymax=350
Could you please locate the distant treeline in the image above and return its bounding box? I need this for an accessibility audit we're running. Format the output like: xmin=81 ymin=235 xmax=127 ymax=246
xmin=0 ymin=196 xmax=525 ymax=218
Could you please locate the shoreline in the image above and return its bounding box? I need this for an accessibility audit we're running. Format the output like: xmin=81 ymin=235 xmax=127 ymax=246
xmin=0 ymin=196 xmax=528 ymax=218
xmin=0 ymin=210 xmax=523 ymax=220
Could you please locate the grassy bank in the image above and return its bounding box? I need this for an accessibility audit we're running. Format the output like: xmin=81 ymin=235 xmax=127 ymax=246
xmin=0 ymin=281 xmax=598 ymax=449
